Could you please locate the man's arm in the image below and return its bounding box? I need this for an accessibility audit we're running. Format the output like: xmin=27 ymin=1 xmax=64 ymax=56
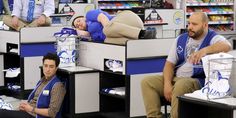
xmin=202 ymin=40 xmax=231 ymax=54
xmin=36 ymin=0 xmax=55 ymax=25
xmin=189 ymin=40 xmax=231 ymax=64
xmin=19 ymin=102 xmax=50 ymax=117
xmin=11 ymin=0 xmax=21 ymax=17
xmin=33 ymin=108 xmax=49 ymax=117
xmin=43 ymin=0 xmax=55 ymax=17
xmin=163 ymin=61 xmax=175 ymax=102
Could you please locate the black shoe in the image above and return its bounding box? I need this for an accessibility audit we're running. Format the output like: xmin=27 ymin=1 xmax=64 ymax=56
xmin=151 ymin=27 xmax=157 ymax=39
xmin=143 ymin=30 xmax=155 ymax=39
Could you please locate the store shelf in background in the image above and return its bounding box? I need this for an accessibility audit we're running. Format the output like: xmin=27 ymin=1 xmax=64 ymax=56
xmin=96 ymin=0 xmax=145 ymax=21
xmin=184 ymin=0 xmax=235 ymax=32
xmin=208 ymin=21 xmax=234 ymax=25
xmin=100 ymin=91 xmax=125 ymax=99
xmin=186 ymin=2 xmax=234 ymax=6
xmin=186 ymin=11 xmax=234 ymax=15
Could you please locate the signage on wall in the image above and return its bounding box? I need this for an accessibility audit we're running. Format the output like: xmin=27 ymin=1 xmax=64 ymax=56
xmin=145 ymin=9 xmax=163 ymax=24
xmin=173 ymin=11 xmax=184 ymax=25
xmin=59 ymin=4 xmax=75 ymax=21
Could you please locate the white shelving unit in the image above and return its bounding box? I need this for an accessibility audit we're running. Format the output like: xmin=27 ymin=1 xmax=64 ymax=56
xmin=183 ymin=0 xmax=235 ymax=33
xmin=96 ymin=0 xmax=144 ymax=16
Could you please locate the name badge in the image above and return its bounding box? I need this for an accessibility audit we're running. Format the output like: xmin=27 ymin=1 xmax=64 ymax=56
xmin=43 ymin=90 xmax=49 ymax=96
xmin=36 ymin=0 xmax=42 ymax=5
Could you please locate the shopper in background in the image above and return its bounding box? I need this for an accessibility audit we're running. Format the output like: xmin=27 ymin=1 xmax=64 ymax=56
xmin=2 ymin=0 xmax=55 ymax=31
xmin=72 ymin=9 xmax=156 ymax=45
xmin=0 ymin=53 xmax=66 ymax=118
xmin=141 ymin=12 xmax=232 ymax=118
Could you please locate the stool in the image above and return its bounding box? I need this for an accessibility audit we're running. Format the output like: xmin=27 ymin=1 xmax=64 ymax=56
xmin=160 ymin=97 xmax=171 ymax=118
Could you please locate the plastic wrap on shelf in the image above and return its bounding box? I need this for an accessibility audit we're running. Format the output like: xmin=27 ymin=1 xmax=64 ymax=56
xmin=102 ymin=87 xmax=125 ymax=96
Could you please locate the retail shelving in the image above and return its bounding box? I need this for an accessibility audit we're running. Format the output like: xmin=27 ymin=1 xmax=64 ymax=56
xmin=99 ymin=71 xmax=128 ymax=117
xmin=184 ymin=0 xmax=235 ymax=33
xmin=79 ymin=39 xmax=175 ymax=117
xmin=96 ymin=0 xmax=145 ymax=21
xmin=0 ymin=27 xmax=63 ymax=99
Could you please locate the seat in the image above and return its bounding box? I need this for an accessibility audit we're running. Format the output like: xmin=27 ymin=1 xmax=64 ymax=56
xmin=160 ymin=97 xmax=171 ymax=118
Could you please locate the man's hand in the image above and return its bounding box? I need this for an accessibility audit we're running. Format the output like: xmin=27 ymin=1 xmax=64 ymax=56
xmin=164 ymin=82 xmax=173 ymax=102
xmin=12 ymin=16 xmax=19 ymax=28
xmin=19 ymin=102 xmax=33 ymax=113
xmin=36 ymin=15 xmax=46 ymax=26
xmin=188 ymin=48 xmax=207 ymax=64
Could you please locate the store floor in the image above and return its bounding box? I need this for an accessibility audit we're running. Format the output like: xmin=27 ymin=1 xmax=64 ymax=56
xmin=74 ymin=114 xmax=170 ymax=118
xmin=0 ymin=94 xmax=170 ymax=118
xmin=74 ymin=108 xmax=170 ymax=118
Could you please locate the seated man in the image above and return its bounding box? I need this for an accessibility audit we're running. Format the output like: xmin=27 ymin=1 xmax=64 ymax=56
xmin=72 ymin=9 xmax=157 ymax=45
xmin=141 ymin=12 xmax=232 ymax=118
xmin=0 ymin=53 xmax=66 ymax=118
xmin=2 ymin=0 xmax=55 ymax=31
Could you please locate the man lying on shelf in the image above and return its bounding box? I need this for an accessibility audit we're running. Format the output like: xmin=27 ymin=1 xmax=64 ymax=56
xmin=141 ymin=12 xmax=232 ymax=118
xmin=0 ymin=53 xmax=66 ymax=118
xmin=2 ymin=0 xmax=54 ymax=31
xmin=72 ymin=9 xmax=157 ymax=45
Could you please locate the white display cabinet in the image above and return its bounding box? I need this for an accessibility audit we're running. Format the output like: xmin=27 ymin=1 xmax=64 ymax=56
xmin=0 ymin=27 xmax=63 ymax=99
xmin=79 ymin=38 xmax=175 ymax=117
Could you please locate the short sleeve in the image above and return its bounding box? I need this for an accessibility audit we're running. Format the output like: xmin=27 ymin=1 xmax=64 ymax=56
xmin=166 ymin=37 xmax=179 ymax=65
xmin=210 ymin=35 xmax=231 ymax=47
xmin=86 ymin=9 xmax=102 ymax=22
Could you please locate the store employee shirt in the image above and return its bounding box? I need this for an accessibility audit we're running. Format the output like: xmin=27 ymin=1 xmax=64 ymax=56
xmin=167 ymin=33 xmax=230 ymax=78
xmin=12 ymin=0 xmax=54 ymax=22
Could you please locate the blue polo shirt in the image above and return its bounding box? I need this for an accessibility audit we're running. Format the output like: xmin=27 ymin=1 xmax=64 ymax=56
xmin=86 ymin=9 xmax=113 ymax=42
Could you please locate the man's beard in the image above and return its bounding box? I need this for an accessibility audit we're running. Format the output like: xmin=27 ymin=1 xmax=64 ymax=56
xmin=188 ymin=28 xmax=204 ymax=39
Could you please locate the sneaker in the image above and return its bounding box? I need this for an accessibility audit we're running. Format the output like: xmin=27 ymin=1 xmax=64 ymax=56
xmin=4 ymin=68 xmax=20 ymax=78
xmin=152 ymin=27 xmax=157 ymax=39
xmin=143 ymin=29 xmax=155 ymax=39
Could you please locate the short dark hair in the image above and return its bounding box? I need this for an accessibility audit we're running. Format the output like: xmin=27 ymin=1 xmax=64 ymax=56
xmin=43 ymin=53 xmax=60 ymax=67
xmin=72 ymin=16 xmax=84 ymax=28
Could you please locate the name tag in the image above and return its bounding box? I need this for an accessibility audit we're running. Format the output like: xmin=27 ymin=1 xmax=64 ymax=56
xmin=43 ymin=90 xmax=49 ymax=96
xmin=36 ymin=0 xmax=42 ymax=5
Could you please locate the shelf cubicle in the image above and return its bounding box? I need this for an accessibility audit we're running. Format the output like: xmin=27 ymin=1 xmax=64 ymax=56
xmin=79 ymin=38 xmax=175 ymax=117
xmin=0 ymin=53 xmax=3 ymax=87
xmin=0 ymin=27 xmax=62 ymax=98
